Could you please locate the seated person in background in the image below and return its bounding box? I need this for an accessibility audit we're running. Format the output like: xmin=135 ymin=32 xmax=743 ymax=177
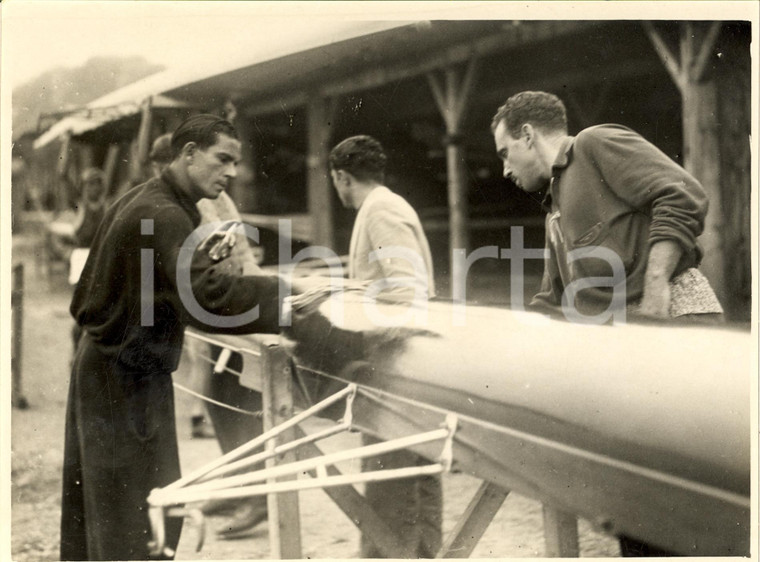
xmin=72 ymin=167 xmax=108 ymax=248
xmin=47 ymin=167 xmax=108 ymax=283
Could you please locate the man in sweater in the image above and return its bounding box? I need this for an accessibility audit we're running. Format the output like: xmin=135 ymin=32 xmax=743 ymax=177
xmin=329 ymin=135 xmax=441 ymax=558
xmin=61 ymin=115 xmax=287 ymax=560
xmin=491 ymin=91 xmax=722 ymax=556
xmin=491 ymin=90 xmax=722 ymax=325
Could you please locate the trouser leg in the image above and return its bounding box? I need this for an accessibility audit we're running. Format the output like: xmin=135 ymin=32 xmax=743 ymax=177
xmin=205 ymin=349 xmax=264 ymax=454
xmin=360 ymin=434 xmax=442 ymax=558
xmin=60 ymin=346 xmax=88 ymax=560
xmin=61 ymin=336 xmax=182 ymax=560
xmin=203 ymin=348 xmax=268 ymax=530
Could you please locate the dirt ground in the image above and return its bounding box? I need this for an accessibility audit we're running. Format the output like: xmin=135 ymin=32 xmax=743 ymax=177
xmin=9 ymin=235 xmax=620 ymax=560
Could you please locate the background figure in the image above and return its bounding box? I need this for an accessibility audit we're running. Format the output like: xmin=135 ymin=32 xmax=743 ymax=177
xmin=329 ymin=135 xmax=442 ymax=558
xmin=491 ymin=91 xmax=722 ymax=556
xmin=152 ymin=134 xmax=270 ymax=536
xmin=68 ymin=167 xmax=108 ymax=352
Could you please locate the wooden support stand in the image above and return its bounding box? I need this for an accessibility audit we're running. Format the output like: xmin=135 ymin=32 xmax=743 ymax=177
xmin=261 ymin=344 xmax=302 ymax=559
xmin=188 ymin=333 xmax=586 ymax=559
xmin=437 ymin=481 xmax=509 ymax=558
xmin=542 ymin=506 xmax=580 ymax=557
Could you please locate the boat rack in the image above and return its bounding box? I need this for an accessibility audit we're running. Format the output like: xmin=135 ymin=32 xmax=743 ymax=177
xmin=147 ymin=380 xmax=458 ymax=557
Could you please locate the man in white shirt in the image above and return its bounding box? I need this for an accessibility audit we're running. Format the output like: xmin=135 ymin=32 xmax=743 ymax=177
xmin=329 ymin=135 xmax=441 ymax=557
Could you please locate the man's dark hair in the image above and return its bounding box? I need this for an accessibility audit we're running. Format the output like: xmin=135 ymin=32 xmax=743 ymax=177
xmin=490 ymin=91 xmax=568 ymax=137
xmin=149 ymin=133 xmax=173 ymax=164
xmin=170 ymin=114 xmax=238 ymax=159
xmin=329 ymin=135 xmax=387 ymax=184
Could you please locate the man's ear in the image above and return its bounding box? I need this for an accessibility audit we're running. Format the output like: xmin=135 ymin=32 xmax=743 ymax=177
xmin=520 ymin=123 xmax=535 ymax=146
xmin=335 ymin=169 xmax=351 ymax=186
xmin=181 ymin=142 xmax=197 ymax=159
xmin=341 ymin=170 xmax=353 ymax=186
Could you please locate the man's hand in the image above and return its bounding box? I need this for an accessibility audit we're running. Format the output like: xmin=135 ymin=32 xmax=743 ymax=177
xmin=198 ymin=221 xmax=241 ymax=262
xmin=638 ymin=240 xmax=681 ymax=319
xmin=638 ymin=278 xmax=671 ymax=319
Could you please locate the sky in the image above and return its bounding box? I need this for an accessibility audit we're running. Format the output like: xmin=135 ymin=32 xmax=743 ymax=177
xmin=4 ymin=1 xmax=749 ymax=90
xmin=2 ymin=2 xmax=416 ymax=88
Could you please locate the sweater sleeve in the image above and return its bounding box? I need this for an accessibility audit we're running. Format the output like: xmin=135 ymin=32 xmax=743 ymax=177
xmin=579 ymin=125 xmax=708 ymax=254
xmin=153 ymin=206 xmax=282 ymax=334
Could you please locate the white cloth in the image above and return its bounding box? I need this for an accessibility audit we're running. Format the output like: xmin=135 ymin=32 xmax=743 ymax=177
xmin=196 ymin=191 xmax=262 ymax=275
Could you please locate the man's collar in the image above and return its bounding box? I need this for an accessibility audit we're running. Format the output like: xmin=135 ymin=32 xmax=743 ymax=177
xmin=160 ymin=168 xmax=202 ymax=223
xmin=541 ymin=135 xmax=575 ymax=210
xmin=551 ymin=135 xmax=575 ymax=170
xmin=355 ymin=184 xmax=387 ymax=211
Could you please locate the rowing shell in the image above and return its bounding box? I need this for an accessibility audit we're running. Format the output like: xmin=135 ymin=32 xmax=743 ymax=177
xmin=282 ymin=292 xmax=751 ymax=556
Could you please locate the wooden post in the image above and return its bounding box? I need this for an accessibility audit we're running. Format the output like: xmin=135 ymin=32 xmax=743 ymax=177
xmin=11 ymin=262 xmax=28 ymax=409
xmin=230 ymin=115 xmax=258 ymax=213
xmin=437 ymin=481 xmax=509 ymax=558
xmin=102 ymin=144 xmax=120 ymax=198
xmin=55 ymin=134 xmax=72 ymax=213
xmin=643 ymin=21 xmax=726 ymax=305
xmin=261 ymin=344 xmax=302 ymax=559
xmin=131 ymin=97 xmax=154 ymax=186
xmin=294 ymin=427 xmax=407 ymax=558
xmin=427 ymin=58 xmax=479 ymax=270
xmin=79 ymin=143 xmax=95 ymax=173
xmin=306 ymin=95 xmax=335 ymax=248
xmin=542 ymin=505 xmax=579 ymax=557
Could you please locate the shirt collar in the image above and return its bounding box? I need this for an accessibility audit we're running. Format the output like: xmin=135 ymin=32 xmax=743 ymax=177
xmin=541 ymin=135 xmax=576 ymax=209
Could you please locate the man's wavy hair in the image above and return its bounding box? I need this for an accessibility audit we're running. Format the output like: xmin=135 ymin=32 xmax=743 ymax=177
xmin=329 ymin=135 xmax=387 ymax=184
xmin=490 ymin=91 xmax=568 ymax=137
xmin=170 ymin=114 xmax=238 ymax=159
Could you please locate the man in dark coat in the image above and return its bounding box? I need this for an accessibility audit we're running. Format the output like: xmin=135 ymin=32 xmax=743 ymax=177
xmin=60 ymin=114 xmax=287 ymax=560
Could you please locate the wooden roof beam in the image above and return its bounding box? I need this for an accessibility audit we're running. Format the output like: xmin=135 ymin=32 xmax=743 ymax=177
xmin=321 ymin=22 xmax=590 ymax=99
xmin=691 ymin=22 xmax=722 ymax=82
xmin=642 ymin=21 xmax=684 ymax=90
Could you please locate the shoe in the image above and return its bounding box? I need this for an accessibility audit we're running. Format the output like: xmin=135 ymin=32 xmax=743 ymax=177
xmin=216 ymin=500 xmax=268 ymax=539
xmin=191 ymin=415 xmax=215 ymax=439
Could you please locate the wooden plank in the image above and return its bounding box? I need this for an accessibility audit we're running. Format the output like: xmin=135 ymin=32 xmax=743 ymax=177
xmin=261 ymin=345 xmax=302 ymax=559
xmin=437 ymin=481 xmax=509 ymax=558
xmin=542 ymin=506 xmax=579 ymax=557
xmin=293 ymin=426 xmax=407 ymax=558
